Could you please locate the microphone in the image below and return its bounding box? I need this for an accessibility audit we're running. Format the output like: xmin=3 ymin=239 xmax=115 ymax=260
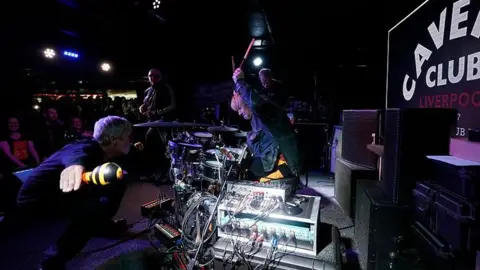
xmin=82 ymin=162 xmax=124 ymax=186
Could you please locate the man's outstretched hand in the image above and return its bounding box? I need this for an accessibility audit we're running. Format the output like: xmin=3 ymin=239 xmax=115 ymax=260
xmin=60 ymin=165 xmax=85 ymax=192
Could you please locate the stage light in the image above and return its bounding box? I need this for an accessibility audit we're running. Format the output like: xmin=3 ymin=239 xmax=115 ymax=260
xmin=44 ymin=48 xmax=56 ymax=59
xmin=253 ymin=57 xmax=263 ymax=67
xmin=64 ymin=51 xmax=79 ymax=58
xmin=153 ymin=0 xmax=161 ymax=9
xmin=101 ymin=62 xmax=111 ymax=72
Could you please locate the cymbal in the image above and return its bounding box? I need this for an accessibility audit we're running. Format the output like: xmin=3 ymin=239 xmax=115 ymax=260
xmin=234 ymin=131 xmax=248 ymax=137
xmin=134 ymin=121 xmax=212 ymax=128
xmin=207 ymin=126 xmax=238 ymax=133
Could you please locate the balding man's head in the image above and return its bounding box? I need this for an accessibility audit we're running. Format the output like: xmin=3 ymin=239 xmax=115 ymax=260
xmin=148 ymin=69 xmax=162 ymax=85
xmin=259 ymin=68 xmax=273 ymax=88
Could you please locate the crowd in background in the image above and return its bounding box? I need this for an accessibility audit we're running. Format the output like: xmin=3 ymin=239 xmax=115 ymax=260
xmin=1 ymin=95 xmax=142 ymax=173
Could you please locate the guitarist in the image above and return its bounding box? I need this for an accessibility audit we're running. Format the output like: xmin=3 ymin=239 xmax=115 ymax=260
xmin=139 ymin=68 xmax=176 ymax=181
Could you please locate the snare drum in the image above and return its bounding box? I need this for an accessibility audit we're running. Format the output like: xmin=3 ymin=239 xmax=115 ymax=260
xmin=167 ymin=140 xmax=203 ymax=163
xmin=200 ymin=160 xmax=225 ymax=182
xmin=192 ymin=132 xmax=213 ymax=147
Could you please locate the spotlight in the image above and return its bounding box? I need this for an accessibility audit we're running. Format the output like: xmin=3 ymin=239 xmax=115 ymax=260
xmin=44 ymin=48 xmax=56 ymax=59
xmin=64 ymin=51 xmax=79 ymax=58
xmin=253 ymin=57 xmax=263 ymax=67
xmin=153 ymin=0 xmax=161 ymax=9
xmin=101 ymin=62 xmax=111 ymax=72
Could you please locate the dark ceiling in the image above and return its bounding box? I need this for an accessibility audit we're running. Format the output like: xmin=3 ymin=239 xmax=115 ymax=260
xmin=5 ymin=0 xmax=427 ymax=100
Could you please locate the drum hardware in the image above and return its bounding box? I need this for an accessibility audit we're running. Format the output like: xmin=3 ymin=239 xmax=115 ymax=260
xmin=191 ymin=131 xmax=214 ymax=147
xmin=134 ymin=121 xmax=212 ymax=129
xmin=233 ymin=131 xmax=247 ymax=138
xmin=207 ymin=126 xmax=238 ymax=133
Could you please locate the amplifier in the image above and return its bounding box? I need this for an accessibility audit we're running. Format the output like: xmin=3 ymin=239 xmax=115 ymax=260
xmin=217 ymin=195 xmax=321 ymax=256
xmin=427 ymin=155 xmax=480 ymax=201
xmin=382 ymin=108 xmax=456 ymax=203
xmin=342 ymin=110 xmax=380 ymax=169
xmin=413 ymin=181 xmax=479 ymax=253
xmin=412 ymin=221 xmax=472 ymax=270
xmin=334 ymin=158 xmax=377 ymax=219
xmin=226 ymin=180 xmax=294 ymax=202
xmin=354 ymin=180 xmax=409 ymax=270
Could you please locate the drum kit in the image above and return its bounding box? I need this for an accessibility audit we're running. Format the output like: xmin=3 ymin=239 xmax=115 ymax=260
xmin=134 ymin=120 xmax=250 ymax=195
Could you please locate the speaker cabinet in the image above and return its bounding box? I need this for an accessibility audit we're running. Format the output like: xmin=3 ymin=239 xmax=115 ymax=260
xmin=382 ymin=108 xmax=456 ymax=203
xmin=342 ymin=110 xmax=380 ymax=169
xmin=334 ymin=158 xmax=377 ymax=219
xmin=354 ymin=180 xmax=409 ymax=270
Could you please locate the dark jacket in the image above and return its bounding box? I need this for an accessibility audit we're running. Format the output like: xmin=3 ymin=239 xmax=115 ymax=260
xmin=262 ymin=80 xmax=289 ymax=108
xmin=143 ymin=83 xmax=176 ymax=121
xmin=235 ymin=79 xmax=300 ymax=174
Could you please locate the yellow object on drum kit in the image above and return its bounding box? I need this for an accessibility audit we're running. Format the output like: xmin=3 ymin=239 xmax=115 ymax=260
xmin=133 ymin=120 xmax=250 ymax=196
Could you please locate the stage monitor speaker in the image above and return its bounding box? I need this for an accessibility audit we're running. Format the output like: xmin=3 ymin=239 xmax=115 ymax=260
xmin=354 ymin=180 xmax=409 ymax=270
xmin=334 ymin=157 xmax=377 ymax=219
xmin=342 ymin=110 xmax=380 ymax=169
xmin=382 ymin=108 xmax=457 ymax=203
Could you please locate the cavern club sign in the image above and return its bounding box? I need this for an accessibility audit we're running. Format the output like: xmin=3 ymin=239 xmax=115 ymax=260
xmin=387 ymin=0 xmax=480 ymax=137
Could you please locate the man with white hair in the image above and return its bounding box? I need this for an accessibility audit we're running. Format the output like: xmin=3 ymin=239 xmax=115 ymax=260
xmin=17 ymin=116 xmax=135 ymax=270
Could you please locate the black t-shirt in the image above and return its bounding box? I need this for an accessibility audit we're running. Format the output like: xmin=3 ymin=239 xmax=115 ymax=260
xmin=143 ymin=83 xmax=175 ymax=121
xmin=262 ymin=80 xmax=289 ymax=108
xmin=2 ymin=135 xmax=31 ymax=162
xmin=17 ymin=140 xmax=126 ymax=206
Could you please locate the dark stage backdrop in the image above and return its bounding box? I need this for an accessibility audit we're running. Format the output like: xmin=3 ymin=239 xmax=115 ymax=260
xmin=387 ymin=0 xmax=480 ymax=137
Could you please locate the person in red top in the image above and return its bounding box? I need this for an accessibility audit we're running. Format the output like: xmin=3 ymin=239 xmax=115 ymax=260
xmin=0 ymin=117 xmax=40 ymax=170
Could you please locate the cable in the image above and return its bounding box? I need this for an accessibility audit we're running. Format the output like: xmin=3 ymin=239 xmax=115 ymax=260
xmin=188 ymin=166 xmax=232 ymax=269
xmin=338 ymin=225 xmax=353 ymax=231
xmin=181 ymin=193 xmax=218 ymax=245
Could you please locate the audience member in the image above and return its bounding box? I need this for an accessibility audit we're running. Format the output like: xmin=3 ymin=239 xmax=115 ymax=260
xmin=37 ymin=107 xmax=66 ymax=159
xmin=64 ymin=117 xmax=93 ymax=143
xmin=0 ymin=117 xmax=40 ymax=170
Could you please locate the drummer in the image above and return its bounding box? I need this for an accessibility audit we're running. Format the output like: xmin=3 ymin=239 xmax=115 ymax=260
xmin=231 ymin=68 xmax=300 ymax=182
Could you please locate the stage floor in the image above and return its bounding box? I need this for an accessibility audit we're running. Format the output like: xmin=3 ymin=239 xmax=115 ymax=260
xmin=0 ymin=172 xmax=357 ymax=270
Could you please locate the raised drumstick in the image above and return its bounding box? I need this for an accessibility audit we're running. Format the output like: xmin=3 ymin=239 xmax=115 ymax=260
xmin=238 ymin=38 xmax=256 ymax=69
